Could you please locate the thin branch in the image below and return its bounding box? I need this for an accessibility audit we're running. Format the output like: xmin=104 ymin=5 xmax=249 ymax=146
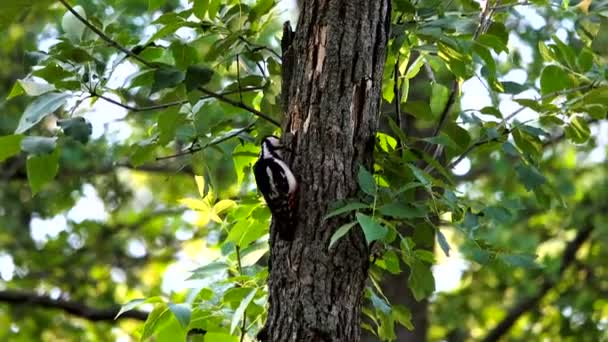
xmin=0 ymin=290 xmax=147 ymax=322
xmin=58 ymin=0 xmax=153 ymax=68
xmin=58 ymin=0 xmax=280 ymax=127
xmin=197 ymin=87 xmax=280 ymax=126
xmin=480 ymin=218 xmax=595 ymax=342
xmin=156 ymin=122 xmax=255 ymax=160
xmin=93 ymin=87 xmax=264 ymax=113
xmin=449 ymin=83 xmax=599 ymax=171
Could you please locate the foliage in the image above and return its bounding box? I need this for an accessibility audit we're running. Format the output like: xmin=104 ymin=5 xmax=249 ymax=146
xmin=0 ymin=0 xmax=606 ymax=341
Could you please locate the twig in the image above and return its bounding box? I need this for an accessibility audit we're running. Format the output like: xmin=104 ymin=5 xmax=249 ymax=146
xmin=58 ymin=0 xmax=153 ymax=68
xmin=448 ymin=83 xmax=598 ymax=171
xmin=58 ymin=0 xmax=280 ymax=127
xmin=93 ymin=87 xmax=264 ymax=113
xmin=197 ymin=86 xmax=280 ymax=126
xmin=0 ymin=289 xmax=147 ymax=321
xmin=155 ymin=122 xmax=255 ymax=160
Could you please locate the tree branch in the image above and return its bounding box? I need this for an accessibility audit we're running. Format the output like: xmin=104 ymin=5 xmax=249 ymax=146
xmin=156 ymin=122 xmax=255 ymax=160
xmin=0 ymin=290 xmax=147 ymax=322
xmin=93 ymin=87 xmax=264 ymax=113
xmin=58 ymin=0 xmax=280 ymax=127
xmin=480 ymin=218 xmax=595 ymax=342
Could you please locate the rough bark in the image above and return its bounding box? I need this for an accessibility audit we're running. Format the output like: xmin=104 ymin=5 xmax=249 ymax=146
xmin=260 ymin=1 xmax=391 ymax=341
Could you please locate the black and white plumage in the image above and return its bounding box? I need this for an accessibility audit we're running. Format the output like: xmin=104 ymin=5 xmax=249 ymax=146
xmin=253 ymin=135 xmax=298 ymax=241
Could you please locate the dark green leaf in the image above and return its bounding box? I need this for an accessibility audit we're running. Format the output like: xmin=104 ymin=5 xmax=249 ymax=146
xmin=356 ymin=213 xmax=388 ymax=244
xmin=324 ymin=202 xmax=370 ymax=220
xmin=357 ymin=165 xmax=376 ymax=195
xmin=436 ymin=230 xmax=450 ymax=257
xmin=515 ymin=164 xmax=546 ymax=191
xmin=151 ymin=66 xmax=185 ymax=93
xmin=480 ymin=106 xmax=502 ymax=118
xmin=408 ymin=259 xmax=435 ymax=301
xmin=57 ymin=117 xmax=92 ymax=144
xmin=378 ymin=203 xmax=426 ymax=219
xmin=185 ymin=66 xmax=214 ymax=91
xmin=499 ymin=253 xmax=539 ymax=269
xmin=15 ymin=92 xmax=71 ymax=134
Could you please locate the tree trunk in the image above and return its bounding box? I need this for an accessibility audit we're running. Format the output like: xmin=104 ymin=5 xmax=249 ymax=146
xmin=259 ymin=1 xmax=390 ymax=341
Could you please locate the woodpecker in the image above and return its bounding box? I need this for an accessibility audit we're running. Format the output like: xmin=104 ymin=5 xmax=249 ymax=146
xmin=253 ymin=135 xmax=298 ymax=241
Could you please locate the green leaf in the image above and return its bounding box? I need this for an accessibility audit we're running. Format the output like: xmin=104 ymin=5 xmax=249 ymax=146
xmin=430 ymin=82 xmax=449 ymax=118
xmin=131 ymin=141 xmax=158 ymax=167
xmin=20 ymin=136 xmax=57 ymax=154
xmin=189 ymin=261 xmax=229 ymax=280
xmin=193 ymin=0 xmax=209 ymax=19
xmin=408 ymin=259 xmax=435 ymax=301
xmin=0 ymin=135 xmax=23 ymax=162
xmin=203 ymin=333 xmax=238 ymax=342
xmin=324 ymin=202 xmax=370 ymax=220
xmin=436 ymin=230 xmax=450 ymax=257
xmin=480 ymin=106 xmax=502 ymax=118
xmin=233 ymin=143 xmax=258 ymax=187
xmin=7 ymin=79 xmax=55 ymax=99
xmin=329 ymin=221 xmax=358 ymax=248
xmin=15 ymin=92 xmax=71 ymax=134
xmin=57 ymin=117 xmax=92 ymax=144
xmin=230 ymin=288 xmax=256 ymax=334
xmin=591 ymin=16 xmax=608 ymax=55
xmin=539 ymin=65 xmax=575 ymax=96
xmin=239 ymin=242 xmax=268 ymax=267
xmin=393 ymin=305 xmax=414 ymax=330
xmin=356 ymin=213 xmax=388 ymax=244
xmin=61 ymin=5 xmax=87 ymax=42
xmin=500 ymin=253 xmax=538 ymax=269
xmin=207 ymin=0 xmax=221 ymax=18
xmin=565 ymin=116 xmax=591 ymax=144
xmin=141 ymin=304 xmax=172 ymax=340
xmin=423 ymin=134 xmax=460 ymax=151
xmin=148 ymin=0 xmax=165 ymax=11
xmin=185 ymin=65 xmax=214 ymax=91
xmin=515 ymin=164 xmax=546 ymax=191
xmin=408 ymin=164 xmax=431 ymax=187
xmin=171 ymin=42 xmax=199 ymax=70
xmin=151 ymin=66 xmax=185 ymax=93
xmin=26 ymin=149 xmax=60 ymax=195
xmin=115 ymin=299 xmax=146 ymax=319
xmin=357 ymin=165 xmax=376 ymax=195
xmin=168 ymin=303 xmax=191 ymax=329
xmin=501 ymin=81 xmax=527 ymax=95
xmin=378 ymin=203 xmax=426 ymax=219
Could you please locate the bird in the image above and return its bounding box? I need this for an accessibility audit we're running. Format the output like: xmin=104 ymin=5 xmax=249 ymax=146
xmin=253 ymin=135 xmax=298 ymax=241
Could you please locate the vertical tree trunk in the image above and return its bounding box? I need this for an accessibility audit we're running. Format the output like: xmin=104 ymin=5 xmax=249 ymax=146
xmin=260 ymin=1 xmax=390 ymax=341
